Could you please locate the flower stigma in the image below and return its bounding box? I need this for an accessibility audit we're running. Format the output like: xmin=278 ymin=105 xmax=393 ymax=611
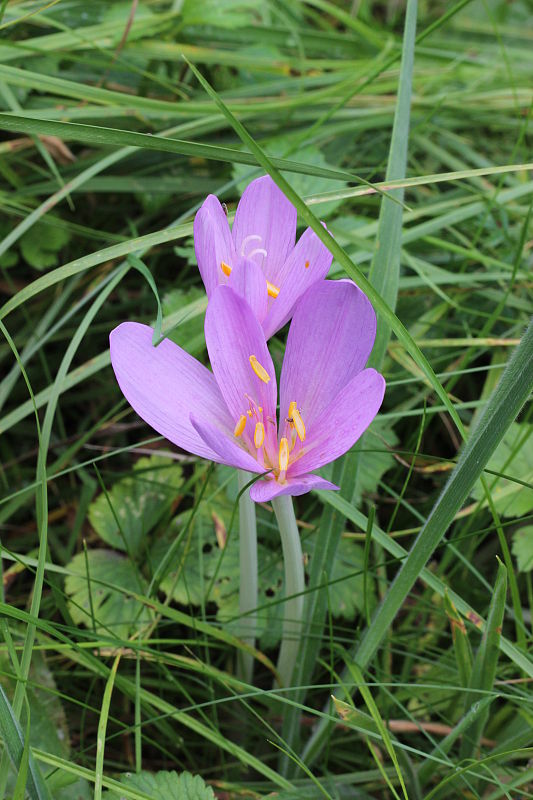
xmin=240 ymin=233 xmax=262 ymax=257
xmin=249 ymin=355 xmax=271 ymax=383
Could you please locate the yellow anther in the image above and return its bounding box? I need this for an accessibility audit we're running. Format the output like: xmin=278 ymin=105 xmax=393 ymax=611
xmin=279 ymin=437 xmax=289 ymax=472
xmin=220 ymin=261 xmax=232 ymax=277
xmin=305 ymin=260 xmax=310 ymax=268
xmin=249 ymin=355 xmax=271 ymax=383
xmin=266 ymin=280 xmax=280 ymax=298
xmin=234 ymin=415 xmax=247 ymax=437
xmin=288 ymin=401 xmax=297 ymax=419
xmin=289 ymin=429 xmax=297 ymax=452
xmin=254 ymin=422 xmax=265 ymax=448
xmin=247 ymin=409 xmax=253 ymax=418
xmin=292 ymin=407 xmax=306 ymax=442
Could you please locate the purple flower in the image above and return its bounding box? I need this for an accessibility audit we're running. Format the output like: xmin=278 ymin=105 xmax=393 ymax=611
xmin=110 ymin=280 xmax=385 ymax=503
xmin=193 ymin=175 xmax=334 ymax=339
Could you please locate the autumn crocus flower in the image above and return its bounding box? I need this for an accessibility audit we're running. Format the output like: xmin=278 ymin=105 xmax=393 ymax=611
xmin=110 ymin=280 xmax=385 ymax=502
xmin=194 ymin=175 xmax=333 ymax=339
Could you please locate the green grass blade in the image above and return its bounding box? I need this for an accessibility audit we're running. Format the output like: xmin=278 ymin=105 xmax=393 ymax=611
xmin=0 ymin=687 xmax=52 ymax=800
xmin=444 ymin=592 xmax=473 ymax=687
xmin=0 ymin=113 xmax=363 ymax=184
xmin=94 ymin=654 xmax=121 ymax=800
xmin=459 ymin=559 xmax=507 ymax=761
xmin=368 ymin=0 xmax=417 ymax=369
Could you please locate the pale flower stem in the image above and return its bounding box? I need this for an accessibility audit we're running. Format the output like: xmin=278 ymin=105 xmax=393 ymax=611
xmin=237 ymin=469 xmax=258 ymax=684
xmin=272 ymin=494 xmax=305 ymax=688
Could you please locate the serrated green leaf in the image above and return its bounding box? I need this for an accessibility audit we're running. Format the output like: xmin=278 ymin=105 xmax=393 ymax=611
xmin=20 ymin=222 xmax=71 ymax=270
xmin=65 ymin=549 xmax=153 ymax=639
xmin=103 ymin=769 xmax=215 ymax=799
xmin=470 ymin=422 xmax=533 ymax=517
xmin=88 ymin=456 xmax=183 ymax=556
xmin=512 ymin=526 xmax=533 ymax=572
xmin=305 ymin=535 xmax=372 ymax=621
xmin=353 ymin=419 xmax=399 ymax=505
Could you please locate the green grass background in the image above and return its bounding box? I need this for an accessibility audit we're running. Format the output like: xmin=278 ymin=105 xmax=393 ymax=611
xmin=0 ymin=0 xmax=532 ymax=798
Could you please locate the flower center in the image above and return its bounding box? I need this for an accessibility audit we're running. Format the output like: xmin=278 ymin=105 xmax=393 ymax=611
xmin=220 ymin=261 xmax=280 ymax=299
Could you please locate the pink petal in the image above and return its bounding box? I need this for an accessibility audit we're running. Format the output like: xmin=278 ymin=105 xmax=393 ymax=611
xmin=289 ymin=368 xmax=385 ymax=476
xmin=194 ymin=194 xmax=236 ymax=296
xmin=110 ymin=321 xmax=232 ymax=462
xmin=227 ymin=255 xmax=268 ymax=324
xmin=190 ymin=415 xmax=263 ymax=473
xmin=280 ymin=280 xmax=377 ymax=429
xmin=262 ymin=225 xmax=333 ymax=339
xmin=232 ymin=176 xmax=297 ymax=285
xmin=249 ymin=473 xmax=338 ymax=502
xmin=205 ymin=286 xmax=278 ymax=461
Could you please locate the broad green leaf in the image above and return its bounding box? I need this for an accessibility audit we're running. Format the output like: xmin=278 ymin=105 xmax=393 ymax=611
xmin=352 ymin=419 xmax=399 ymax=505
xmin=20 ymin=222 xmax=71 ymax=271
xmin=161 ymin=287 xmax=206 ymax=352
xmin=65 ymin=550 xmax=153 ymax=640
xmin=103 ymin=769 xmax=215 ymax=799
xmin=512 ymin=526 xmax=533 ymax=572
xmin=88 ymin=456 xmax=183 ymax=556
xmin=470 ymin=422 xmax=533 ymax=517
xmin=305 ymin=536 xmax=373 ymax=621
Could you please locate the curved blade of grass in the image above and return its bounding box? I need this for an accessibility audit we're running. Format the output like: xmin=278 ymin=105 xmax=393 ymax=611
xmin=0 ymin=113 xmax=364 ymax=184
xmin=302 ymin=318 xmax=533 ymax=765
xmin=342 ymin=658 xmax=409 ymax=800
xmin=94 ymin=654 xmax=121 ymax=800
